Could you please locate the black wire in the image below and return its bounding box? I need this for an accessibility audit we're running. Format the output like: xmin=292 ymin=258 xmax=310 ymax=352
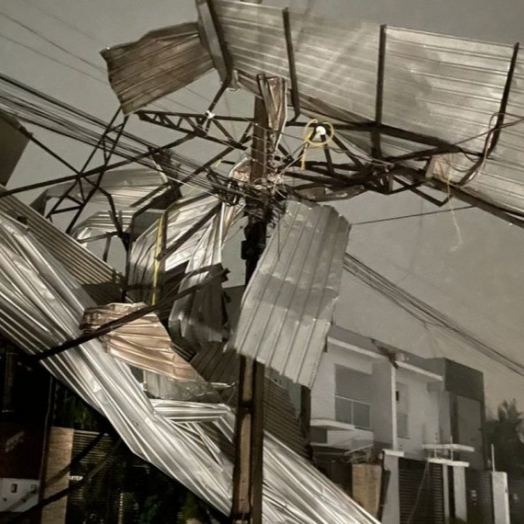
xmin=343 ymin=253 xmax=524 ymax=377
xmin=353 ymin=205 xmax=473 ymax=226
xmin=0 ymin=9 xmax=106 ymax=75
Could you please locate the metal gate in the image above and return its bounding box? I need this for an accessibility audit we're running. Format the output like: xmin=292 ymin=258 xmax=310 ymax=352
xmin=466 ymin=469 xmax=494 ymax=524
xmin=399 ymin=458 xmax=445 ymax=524
xmin=508 ymin=475 xmax=524 ymax=524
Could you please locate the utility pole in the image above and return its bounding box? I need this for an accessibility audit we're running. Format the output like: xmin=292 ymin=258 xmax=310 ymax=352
xmin=231 ymin=96 xmax=269 ymax=524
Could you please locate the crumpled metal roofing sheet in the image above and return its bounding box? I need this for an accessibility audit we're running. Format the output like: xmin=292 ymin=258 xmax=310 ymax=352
xmin=72 ymin=210 xmax=134 ymax=242
xmin=0 ymin=190 xmax=121 ymax=304
xmin=0 ymin=210 xmax=377 ymax=524
xmin=229 ymin=201 xmax=350 ymax=387
xmin=169 ymin=203 xmax=239 ymax=350
xmin=81 ymin=303 xmax=216 ymax=391
xmin=101 ymin=22 xmax=214 ymax=114
xmin=72 ymin=209 xmax=160 ymax=244
xmin=128 ymin=193 xmax=220 ymax=301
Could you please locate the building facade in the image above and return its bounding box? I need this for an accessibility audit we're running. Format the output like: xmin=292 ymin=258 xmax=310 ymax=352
xmin=304 ymin=325 xmax=503 ymax=524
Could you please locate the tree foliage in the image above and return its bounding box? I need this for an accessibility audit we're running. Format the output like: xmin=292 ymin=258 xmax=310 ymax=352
xmin=486 ymin=399 xmax=524 ymax=475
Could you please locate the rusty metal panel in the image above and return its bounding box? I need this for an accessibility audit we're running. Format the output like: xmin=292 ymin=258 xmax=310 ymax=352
xmin=101 ymin=23 xmax=214 ymax=114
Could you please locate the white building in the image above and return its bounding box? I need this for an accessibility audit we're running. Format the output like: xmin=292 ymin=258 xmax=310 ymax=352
xmin=303 ymin=325 xmax=508 ymax=524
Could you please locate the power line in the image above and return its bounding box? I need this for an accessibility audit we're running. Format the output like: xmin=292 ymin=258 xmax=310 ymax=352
xmin=343 ymin=253 xmax=524 ymax=378
xmin=19 ymin=0 xmax=106 ymax=46
xmin=0 ymin=9 xmax=106 ymax=75
xmin=353 ymin=205 xmax=474 ymax=226
xmin=0 ymin=33 xmax=108 ymax=87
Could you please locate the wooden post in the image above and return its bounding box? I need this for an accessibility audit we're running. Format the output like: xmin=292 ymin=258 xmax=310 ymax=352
xmin=231 ymin=96 xmax=268 ymax=524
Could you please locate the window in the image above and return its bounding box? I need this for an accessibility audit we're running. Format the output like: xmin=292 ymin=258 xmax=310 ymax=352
xmin=335 ymin=397 xmax=372 ymax=429
xmin=10 ymin=483 xmax=18 ymax=494
xmin=334 ymin=366 xmax=372 ymax=429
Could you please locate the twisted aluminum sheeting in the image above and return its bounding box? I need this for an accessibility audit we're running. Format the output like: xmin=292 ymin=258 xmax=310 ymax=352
xmin=0 ymin=210 xmax=377 ymax=523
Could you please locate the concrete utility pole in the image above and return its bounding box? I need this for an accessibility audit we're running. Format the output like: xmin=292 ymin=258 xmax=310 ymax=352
xmin=231 ymin=96 xmax=269 ymax=524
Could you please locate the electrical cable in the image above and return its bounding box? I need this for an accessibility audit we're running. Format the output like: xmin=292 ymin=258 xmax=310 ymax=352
xmin=352 ymin=205 xmax=474 ymax=226
xmin=343 ymin=253 xmax=524 ymax=378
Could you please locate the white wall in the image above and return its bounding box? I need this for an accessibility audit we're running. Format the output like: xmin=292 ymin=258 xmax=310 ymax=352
xmin=396 ymin=368 xmax=441 ymax=456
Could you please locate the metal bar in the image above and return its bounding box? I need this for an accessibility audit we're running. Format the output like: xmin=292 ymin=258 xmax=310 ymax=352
xmin=102 ymin=235 xmax=112 ymax=262
xmin=323 ymin=144 xmax=336 ymax=179
xmin=49 ymin=205 xmax=83 ymax=214
xmin=384 ymin=145 xmax=467 ymax=164
xmin=282 ymin=8 xmax=301 ymax=119
xmin=372 ymin=25 xmax=387 ymax=160
xmin=65 ymin=115 xmax=129 ymax=233
xmin=0 ymin=115 xmax=79 ymax=174
xmin=139 ymin=111 xmax=250 ymax=151
xmin=45 ymin=109 xmax=121 ymax=219
xmin=212 ymin=118 xmax=237 ymax=142
xmin=158 ymin=203 xmax=220 ymax=262
xmin=97 ymin=187 xmax=126 ymax=247
xmin=30 ymin=268 xmax=227 ymax=363
xmin=392 ymin=175 xmax=448 ymax=206
xmin=488 ymin=42 xmax=520 ymax=155
xmin=0 ymin=132 xmax=201 ymax=205
xmin=139 ymin=110 xmax=252 ymax=123
xmin=208 ymin=83 xmax=230 ymax=115
xmin=331 ymin=134 xmax=364 ymax=168
xmin=204 ymin=83 xmax=231 ymax=133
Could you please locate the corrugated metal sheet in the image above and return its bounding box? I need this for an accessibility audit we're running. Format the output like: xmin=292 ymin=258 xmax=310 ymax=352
xmin=72 ymin=210 xmax=134 ymax=242
xmin=0 ymin=190 xmax=121 ymax=304
xmin=206 ymin=0 xmax=514 ymax=147
xmin=0 ymin=210 xmax=378 ymax=524
xmin=101 ymin=22 xmax=214 ymax=114
xmin=169 ymin=204 xmax=240 ymax=350
xmin=229 ymin=201 xmax=350 ymax=387
xmin=128 ymin=193 xmax=220 ymax=301
xmin=202 ymin=1 xmax=524 ymax=216
xmin=428 ymin=53 xmax=524 ymax=216
xmin=202 ymin=0 xmax=378 ymax=123
xmin=72 ymin=209 xmax=159 ymax=243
